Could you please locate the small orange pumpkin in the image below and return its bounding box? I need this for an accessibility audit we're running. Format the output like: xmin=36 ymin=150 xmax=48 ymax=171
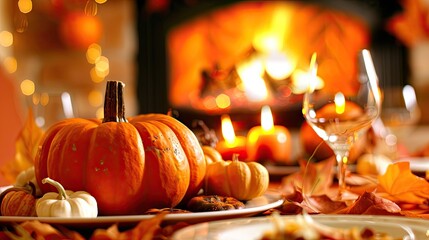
xmin=204 ymin=154 xmax=269 ymax=200
xmin=35 ymin=81 xmax=205 ymax=215
xmin=0 ymin=183 xmax=37 ymax=216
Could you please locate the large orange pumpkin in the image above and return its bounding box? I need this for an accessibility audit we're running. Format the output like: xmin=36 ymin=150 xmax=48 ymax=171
xmin=34 ymin=81 xmax=206 ymax=215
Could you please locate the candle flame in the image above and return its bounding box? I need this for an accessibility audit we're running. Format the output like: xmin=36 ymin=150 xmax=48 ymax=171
xmin=261 ymin=105 xmax=274 ymax=131
xmin=221 ymin=114 xmax=236 ymax=145
xmin=334 ymin=92 xmax=346 ymax=114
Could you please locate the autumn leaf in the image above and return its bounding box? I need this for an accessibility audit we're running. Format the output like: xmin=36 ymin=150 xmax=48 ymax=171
xmin=377 ymin=161 xmax=429 ymax=204
xmin=281 ymin=157 xmax=335 ymax=197
xmin=336 ymin=191 xmax=401 ymax=216
xmin=91 ymin=212 xmax=167 ymax=240
xmin=3 ymin=221 xmax=84 ymax=240
xmin=0 ymin=108 xmax=44 ymax=184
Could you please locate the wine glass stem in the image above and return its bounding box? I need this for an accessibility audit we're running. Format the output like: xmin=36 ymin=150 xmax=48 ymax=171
xmin=334 ymin=149 xmax=349 ymax=198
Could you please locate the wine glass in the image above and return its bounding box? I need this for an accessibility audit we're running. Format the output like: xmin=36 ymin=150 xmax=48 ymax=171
xmin=30 ymin=91 xmax=75 ymax=130
xmin=302 ymin=49 xmax=381 ymax=198
xmin=379 ymin=85 xmax=420 ymax=158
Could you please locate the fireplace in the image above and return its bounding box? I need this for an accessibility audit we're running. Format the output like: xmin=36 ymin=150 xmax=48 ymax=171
xmin=136 ymin=0 xmax=406 ymax=130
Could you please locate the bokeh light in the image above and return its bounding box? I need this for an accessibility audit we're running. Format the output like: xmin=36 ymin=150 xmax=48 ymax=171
xmin=86 ymin=43 xmax=102 ymax=64
xmin=215 ymin=94 xmax=231 ymax=109
xmin=20 ymin=79 xmax=35 ymax=96
xmin=0 ymin=31 xmax=13 ymax=47
xmin=3 ymin=57 xmax=17 ymax=73
xmin=18 ymin=0 xmax=33 ymax=14
xmin=88 ymin=90 xmax=103 ymax=107
xmin=95 ymin=107 xmax=104 ymax=119
xmin=95 ymin=56 xmax=109 ymax=78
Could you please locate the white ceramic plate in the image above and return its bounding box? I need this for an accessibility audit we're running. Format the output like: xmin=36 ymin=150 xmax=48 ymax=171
xmin=0 ymin=189 xmax=284 ymax=228
xmin=172 ymin=214 xmax=429 ymax=240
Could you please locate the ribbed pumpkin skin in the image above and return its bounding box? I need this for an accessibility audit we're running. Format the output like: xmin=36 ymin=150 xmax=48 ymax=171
xmin=129 ymin=114 xmax=206 ymax=204
xmin=34 ymin=81 xmax=204 ymax=215
xmin=35 ymin=118 xmax=147 ymax=215
xmin=34 ymin=115 xmax=199 ymax=215
xmin=1 ymin=190 xmax=37 ymax=216
xmin=205 ymin=158 xmax=269 ymax=201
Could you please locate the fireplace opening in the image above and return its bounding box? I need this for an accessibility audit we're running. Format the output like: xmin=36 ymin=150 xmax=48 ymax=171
xmin=137 ymin=0 xmax=406 ymax=130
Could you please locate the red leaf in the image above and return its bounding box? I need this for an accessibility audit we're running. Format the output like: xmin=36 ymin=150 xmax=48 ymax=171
xmin=336 ymin=192 xmax=401 ymax=215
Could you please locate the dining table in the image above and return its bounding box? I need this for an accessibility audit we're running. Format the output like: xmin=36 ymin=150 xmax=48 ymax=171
xmin=1 ymin=125 xmax=429 ymax=240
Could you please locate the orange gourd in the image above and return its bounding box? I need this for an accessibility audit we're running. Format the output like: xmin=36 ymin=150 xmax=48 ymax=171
xmin=34 ymin=81 xmax=205 ymax=215
xmin=202 ymin=146 xmax=223 ymax=165
xmin=204 ymin=154 xmax=269 ymax=201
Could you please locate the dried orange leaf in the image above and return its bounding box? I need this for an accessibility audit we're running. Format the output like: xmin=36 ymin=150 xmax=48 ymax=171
xmin=90 ymin=212 xmax=167 ymax=240
xmin=282 ymin=157 xmax=335 ymax=196
xmin=377 ymin=161 xmax=429 ymax=204
xmin=0 ymin=108 xmax=44 ymax=184
xmin=20 ymin=220 xmax=84 ymax=239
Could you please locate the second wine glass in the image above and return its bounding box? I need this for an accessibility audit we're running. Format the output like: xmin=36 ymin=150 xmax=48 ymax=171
xmin=302 ymin=49 xmax=381 ymax=198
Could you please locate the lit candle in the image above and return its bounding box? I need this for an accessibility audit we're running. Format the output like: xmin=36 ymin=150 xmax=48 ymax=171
xmin=246 ymin=105 xmax=292 ymax=164
xmin=215 ymin=114 xmax=247 ymax=160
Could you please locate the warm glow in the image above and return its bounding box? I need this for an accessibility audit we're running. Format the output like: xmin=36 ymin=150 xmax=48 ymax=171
xmin=215 ymin=94 xmax=231 ymax=109
xmin=221 ymin=114 xmax=236 ymax=145
xmin=253 ymin=34 xmax=282 ymax=53
xmin=291 ymin=69 xmax=324 ymax=94
xmin=265 ymin=52 xmax=294 ymax=80
xmin=86 ymin=43 xmax=102 ymax=64
xmin=202 ymin=96 xmax=217 ymax=110
xmin=95 ymin=56 xmax=110 ymax=78
xmin=0 ymin=31 xmax=13 ymax=47
xmin=3 ymin=57 xmax=17 ymax=73
xmin=252 ymin=7 xmax=290 ymax=53
xmin=308 ymin=52 xmax=318 ymax=93
xmin=40 ymin=92 xmax=49 ymax=106
xmin=334 ymin=92 xmax=346 ymax=114
xmin=237 ymin=57 xmax=268 ymax=102
xmin=261 ymin=105 xmax=274 ymax=131
xmin=90 ymin=67 xmax=105 ymax=83
xmin=20 ymin=79 xmax=35 ymax=96
xmin=96 ymin=107 xmax=104 ymax=119
xmin=88 ymin=90 xmax=103 ymax=107
xmin=18 ymin=0 xmax=32 ymax=13
xmin=95 ymin=0 xmax=107 ymax=4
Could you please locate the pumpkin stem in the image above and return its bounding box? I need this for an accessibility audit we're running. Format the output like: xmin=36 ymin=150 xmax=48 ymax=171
xmin=232 ymin=153 xmax=240 ymax=162
xmin=103 ymin=80 xmax=128 ymax=123
xmin=41 ymin=178 xmax=68 ymax=200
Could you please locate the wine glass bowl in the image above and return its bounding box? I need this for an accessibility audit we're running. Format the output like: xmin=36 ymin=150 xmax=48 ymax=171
xmin=302 ymin=49 xmax=381 ymax=197
xmin=380 ymin=85 xmax=421 ymax=157
xmin=31 ymin=91 xmax=75 ymax=130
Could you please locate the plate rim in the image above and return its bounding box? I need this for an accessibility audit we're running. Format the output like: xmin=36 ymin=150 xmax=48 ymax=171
xmin=171 ymin=214 xmax=429 ymax=240
xmin=0 ymin=189 xmax=284 ymax=227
